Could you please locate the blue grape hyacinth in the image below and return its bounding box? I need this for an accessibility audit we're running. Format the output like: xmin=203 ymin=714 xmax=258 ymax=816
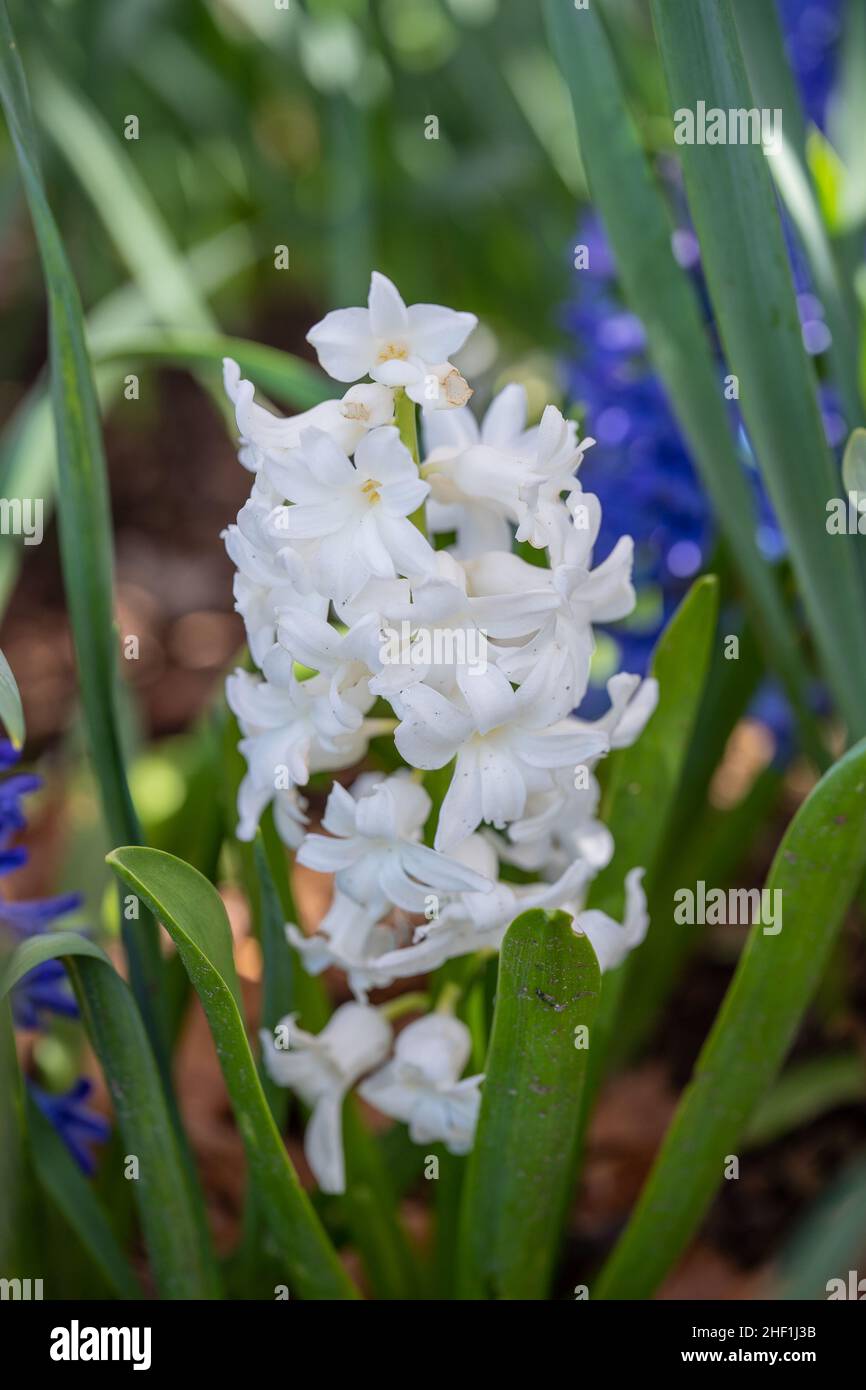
xmin=1 ymin=738 xmax=108 ymax=1173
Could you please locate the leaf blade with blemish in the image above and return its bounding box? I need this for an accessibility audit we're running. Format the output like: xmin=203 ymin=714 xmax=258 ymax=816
xmin=458 ymin=908 xmax=600 ymax=1299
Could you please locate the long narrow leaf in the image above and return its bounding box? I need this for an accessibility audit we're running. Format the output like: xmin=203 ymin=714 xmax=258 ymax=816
xmin=25 ymin=1094 xmax=143 ymax=1300
xmin=89 ymin=329 xmax=333 ymax=409
xmin=649 ymin=0 xmax=866 ymax=739
xmin=596 ymin=735 xmax=866 ymax=1299
xmin=731 ymin=0 xmax=862 ymax=420
xmin=107 ymin=845 xmax=358 ymax=1300
xmin=581 ymin=576 xmax=719 ymax=1103
xmin=33 ymin=63 xmax=214 ymax=333
xmin=458 ymin=908 xmax=601 ymax=1299
xmin=0 ymin=934 xmax=218 ymax=1298
xmin=0 ymin=2 xmax=164 ymax=1047
xmin=543 ymin=0 xmax=823 ymax=764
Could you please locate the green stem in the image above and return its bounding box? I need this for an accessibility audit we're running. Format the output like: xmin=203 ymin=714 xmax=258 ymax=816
xmin=394 ymin=388 xmax=427 ymax=537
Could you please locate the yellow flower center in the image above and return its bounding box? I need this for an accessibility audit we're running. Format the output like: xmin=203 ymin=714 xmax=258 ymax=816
xmin=361 ymin=477 xmax=382 ymax=504
xmin=377 ymin=342 xmax=409 ymax=363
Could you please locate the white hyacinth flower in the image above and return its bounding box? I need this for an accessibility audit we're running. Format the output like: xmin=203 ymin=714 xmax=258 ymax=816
xmin=393 ymin=648 xmax=609 ymax=852
xmin=265 ymin=425 xmax=436 ymax=603
xmin=223 ymin=357 xmax=395 ymax=472
xmin=296 ymin=772 xmax=493 ymax=917
xmin=306 ymin=270 xmax=477 ymax=387
xmin=261 ymin=1002 xmax=392 ymax=1194
xmin=360 ymin=1014 xmax=482 ymax=1154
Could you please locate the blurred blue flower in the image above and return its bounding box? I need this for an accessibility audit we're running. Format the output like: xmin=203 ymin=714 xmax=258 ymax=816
xmin=29 ymin=1079 xmax=111 ymax=1178
xmin=1 ymin=737 xmax=106 ymax=1174
xmin=779 ymin=0 xmax=844 ymax=130
xmin=563 ymin=200 xmax=841 ymax=756
xmin=11 ymin=957 xmax=79 ymax=1030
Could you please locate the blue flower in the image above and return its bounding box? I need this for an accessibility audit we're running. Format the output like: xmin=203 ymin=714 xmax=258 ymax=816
xmin=1 ymin=737 xmax=107 ymax=1173
xmin=779 ymin=0 xmax=844 ymax=130
xmin=10 ymin=957 xmax=78 ymax=1030
xmin=29 ymin=1079 xmax=111 ymax=1177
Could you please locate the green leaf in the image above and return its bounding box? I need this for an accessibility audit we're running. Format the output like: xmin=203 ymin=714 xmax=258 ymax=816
xmin=0 ymin=933 xmax=219 ymax=1299
xmin=25 ymin=1093 xmax=143 ymax=1300
xmin=649 ymin=0 xmax=866 ymax=739
xmin=580 ymin=576 xmax=719 ymax=1102
xmin=0 ymin=646 xmax=24 ymax=748
xmin=543 ymin=0 xmax=823 ymax=765
xmin=731 ymin=0 xmax=862 ymax=421
xmin=89 ymin=329 xmax=333 ymax=410
xmin=0 ymin=2 xmax=165 ymax=1050
xmin=0 ymin=1002 xmax=34 ymax=1275
xmin=106 ymin=845 xmax=358 ymax=1300
xmin=595 ymin=735 xmax=866 ymax=1299
xmin=592 ymin=576 xmax=719 ymax=919
xmin=832 ymin=0 xmax=866 ymax=231
xmin=458 ymin=908 xmax=601 ymax=1299
xmin=33 ymin=63 xmax=214 ymax=334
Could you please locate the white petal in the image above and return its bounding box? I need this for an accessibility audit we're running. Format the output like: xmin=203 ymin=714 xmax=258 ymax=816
xmin=306 ymin=306 xmax=374 ymax=382
xmin=367 ymin=271 xmax=409 ymax=338
xmin=480 ymin=382 xmax=527 ymax=448
xmin=407 ymin=302 xmax=478 ymax=361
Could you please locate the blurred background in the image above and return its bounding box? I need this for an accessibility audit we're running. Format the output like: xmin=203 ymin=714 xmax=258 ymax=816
xmin=2 ymin=0 xmax=865 ymax=1298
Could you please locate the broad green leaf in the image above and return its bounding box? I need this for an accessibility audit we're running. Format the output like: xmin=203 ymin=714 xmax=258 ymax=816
xmin=25 ymin=1093 xmax=142 ymax=1300
xmin=0 ymin=933 xmax=218 ymax=1299
xmin=89 ymin=329 xmax=333 ymax=410
xmin=580 ymin=576 xmax=719 ymax=1104
xmin=731 ymin=0 xmax=862 ymax=420
xmin=596 ymin=735 xmax=866 ymax=1299
xmin=0 ymin=2 xmax=165 ymax=1050
xmin=0 ymin=646 xmax=24 ymax=748
xmin=543 ymin=0 xmax=823 ymax=765
xmin=458 ymin=908 xmax=601 ymax=1299
xmin=842 ymin=427 xmax=866 ymax=498
xmin=107 ymin=846 xmax=358 ymax=1300
xmin=649 ymin=0 xmax=866 ymax=740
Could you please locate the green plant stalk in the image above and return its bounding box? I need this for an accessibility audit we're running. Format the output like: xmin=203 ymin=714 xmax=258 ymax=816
xmin=395 ymin=388 xmax=428 ymax=536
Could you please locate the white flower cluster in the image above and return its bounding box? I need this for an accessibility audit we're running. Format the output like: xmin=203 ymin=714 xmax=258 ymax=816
xmin=223 ymin=272 xmax=658 ymax=1194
